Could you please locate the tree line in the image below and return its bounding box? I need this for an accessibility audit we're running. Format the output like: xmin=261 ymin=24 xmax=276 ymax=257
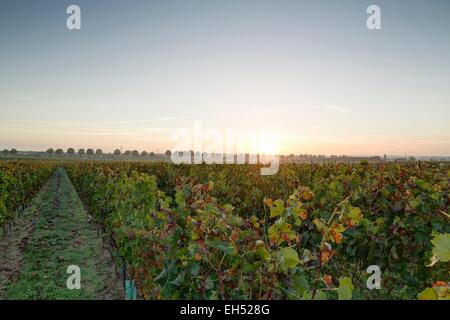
xmin=2 ymin=148 xmax=173 ymax=157
xmin=43 ymin=148 xmax=173 ymax=157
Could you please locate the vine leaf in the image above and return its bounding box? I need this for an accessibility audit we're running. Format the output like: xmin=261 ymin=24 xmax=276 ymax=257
xmin=429 ymin=233 xmax=450 ymax=264
xmin=270 ymin=199 xmax=285 ymax=218
xmin=418 ymin=288 xmax=438 ymax=300
xmin=338 ymin=277 xmax=354 ymax=300
xmin=281 ymin=247 xmax=300 ymax=269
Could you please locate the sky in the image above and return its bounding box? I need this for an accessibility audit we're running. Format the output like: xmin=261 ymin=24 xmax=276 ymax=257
xmin=0 ymin=0 xmax=449 ymax=156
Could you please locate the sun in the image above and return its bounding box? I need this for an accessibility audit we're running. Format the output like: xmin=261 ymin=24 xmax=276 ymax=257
xmin=258 ymin=141 xmax=279 ymax=155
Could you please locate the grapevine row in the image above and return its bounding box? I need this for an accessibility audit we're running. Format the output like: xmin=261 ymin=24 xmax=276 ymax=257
xmin=0 ymin=160 xmax=55 ymax=227
xmin=66 ymin=161 xmax=450 ymax=299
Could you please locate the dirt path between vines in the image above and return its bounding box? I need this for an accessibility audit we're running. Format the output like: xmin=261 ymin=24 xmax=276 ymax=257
xmin=0 ymin=168 xmax=123 ymax=299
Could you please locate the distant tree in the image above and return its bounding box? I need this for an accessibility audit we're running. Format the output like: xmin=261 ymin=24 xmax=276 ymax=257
xmin=55 ymin=148 xmax=64 ymax=155
xmin=10 ymin=148 xmax=18 ymax=155
xmin=165 ymin=150 xmax=172 ymax=157
xmin=141 ymin=151 xmax=148 ymax=157
xmin=67 ymin=148 xmax=75 ymax=154
xmin=95 ymin=149 xmax=103 ymax=155
xmin=86 ymin=148 xmax=94 ymax=155
xmin=124 ymin=150 xmax=132 ymax=156
xmin=149 ymin=152 xmax=155 ymax=156
xmin=2 ymin=149 xmax=9 ymax=155
xmin=46 ymin=148 xmax=54 ymax=154
xmin=78 ymin=148 xmax=85 ymax=155
xmin=113 ymin=149 xmax=121 ymax=156
xmin=132 ymin=150 xmax=139 ymax=156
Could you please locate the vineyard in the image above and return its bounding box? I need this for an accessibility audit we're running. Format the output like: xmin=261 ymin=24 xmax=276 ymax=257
xmin=63 ymin=161 xmax=450 ymax=300
xmin=0 ymin=160 xmax=449 ymax=300
xmin=0 ymin=161 xmax=54 ymax=228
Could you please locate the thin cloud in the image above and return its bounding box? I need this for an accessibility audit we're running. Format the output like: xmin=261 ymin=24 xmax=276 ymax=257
xmin=324 ymin=105 xmax=349 ymax=113
xmin=103 ymin=116 xmax=185 ymax=125
xmin=8 ymin=97 xmax=39 ymax=102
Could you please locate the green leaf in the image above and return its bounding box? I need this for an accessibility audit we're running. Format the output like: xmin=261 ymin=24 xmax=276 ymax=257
xmin=431 ymin=233 xmax=450 ymax=263
xmin=154 ymin=268 xmax=167 ymax=282
xmin=346 ymin=206 xmax=363 ymax=225
xmin=281 ymin=247 xmax=300 ymax=269
xmin=243 ymin=263 xmax=258 ymax=273
xmin=313 ymin=291 xmax=327 ymax=300
xmin=293 ymin=273 xmax=310 ymax=294
xmin=226 ymin=215 xmax=243 ymax=227
xmin=205 ymin=238 xmax=237 ymax=256
xmin=270 ymin=199 xmax=285 ymax=218
xmin=175 ymin=190 xmax=185 ymax=209
xmin=338 ymin=277 xmax=354 ymax=300
xmin=191 ymin=263 xmax=200 ymax=276
xmin=300 ymin=290 xmax=327 ymax=300
xmin=255 ymin=247 xmax=270 ymax=261
xmin=313 ymin=218 xmax=325 ymax=232
xmin=348 ymin=207 xmax=362 ymax=219
xmin=408 ymin=198 xmax=420 ymax=210
xmin=418 ymin=287 xmax=438 ymax=300
xmin=205 ymin=275 xmax=214 ymax=290
xmin=301 ymin=291 xmax=312 ymax=300
xmin=169 ymin=273 xmax=184 ymax=286
xmin=415 ymin=179 xmax=430 ymax=191
xmin=223 ymin=204 xmax=234 ymax=213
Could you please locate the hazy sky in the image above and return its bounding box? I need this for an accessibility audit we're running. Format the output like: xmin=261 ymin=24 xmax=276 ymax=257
xmin=1 ymin=0 xmax=449 ymax=155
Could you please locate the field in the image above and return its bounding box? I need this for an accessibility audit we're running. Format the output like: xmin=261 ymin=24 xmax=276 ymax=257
xmin=1 ymin=160 xmax=449 ymax=300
